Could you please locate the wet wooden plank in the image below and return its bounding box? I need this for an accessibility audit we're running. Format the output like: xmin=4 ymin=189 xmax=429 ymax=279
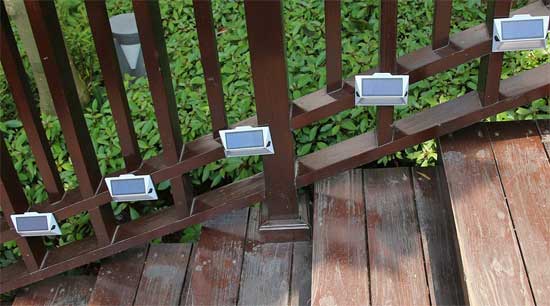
xmin=12 ymin=275 xmax=96 ymax=306
xmin=88 ymin=245 xmax=148 ymax=306
xmin=536 ymin=119 xmax=550 ymax=156
xmin=182 ymin=208 xmax=249 ymax=306
xmin=238 ymin=206 xmax=293 ymax=306
xmin=134 ymin=243 xmax=192 ymax=306
xmin=364 ymin=168 xmax=430 ymax=306
xmin=290 ymin=241 xmax=312 ymax=306
xmin=488 ymin=121 xmax=550 ymax=303
xmin=412 ymin=167 xmax=465 ymax=306
xmin=439 ymin=124 xmax=535 ymax=306
xmin=311 ymin=170 xmax=369 ymax=306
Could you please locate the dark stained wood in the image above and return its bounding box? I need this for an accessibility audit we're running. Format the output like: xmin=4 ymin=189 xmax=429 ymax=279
xmin=432 ymin=0 xmax=453 ymax=49
xmin=12 ymin=275 xmax=96 ymax=306
xmin=132 ymin=0 xmax=193 ymax=214
xmin=290 ymin=241 xmax=312 ymax=306
xmin=134 ymin=244 xmax=192 ymax=306
xmin=364 ymin=168 xmax=430 ymax=305
xmin=0 ymin=2 xmax=63 ymax=202
xmin=439 ymin=124 xmax=535 ymax=306
xmin=325 ymin=0 xmax=342 ymax=93
xmin=88 ymin=245 xmax=149 ymax=306
xmin=182 ymin=209 xmax=249 ymax=306
xmin=412 ymin=167 xmax=465 ymax=306
xmin=238 ymin=206 xmax=293 ymax=306
xmin=192 ymin=0 xmax=228 ymax=137
xmin=477 ymin=0 xmax=512 ymax=106
xmin=85 ymin=0 xmax=142 ymax=171
xmin=488 ymin=121 xmax=550 ymax=304
xmin=536 ymin=119 xmax=550 ymax=156
xmin=311 ymin=170 xmax=369 ymax=306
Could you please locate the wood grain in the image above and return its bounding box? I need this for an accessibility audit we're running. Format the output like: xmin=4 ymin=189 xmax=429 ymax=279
xmin=134 ymin=243 xmax=192 ymax=306
xmin=311 ymin=170 xmax=369 ymax=306
xmin=290 ymin=241 xmax=312 ymax=306
xmin=439 ymin=124 xmax=535 ymax=306
xmin=488 ymin=121 xmax=550 ymax=303
xmin=238 ymin=206 xmax=293 ymax=306
xmin=364 ymin=168 xmax=430 ymax=306
xmin=412 ymin=167 xmax=465 ymax=306
xmin=88 ymin=245 xmax=148 ymax=306
xmin=536 ymin=119 xmax=550 ymax=157
xmin=12 ymin=275 xmax=96 ymax=306
xmin=182 ymin=208 xmax=249 ymax=306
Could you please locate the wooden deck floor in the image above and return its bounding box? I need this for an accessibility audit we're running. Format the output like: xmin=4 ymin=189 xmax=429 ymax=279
xmin=10 ymin=120 xmax=550 ymax=306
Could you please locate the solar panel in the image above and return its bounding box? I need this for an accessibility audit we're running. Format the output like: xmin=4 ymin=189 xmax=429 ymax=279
xmin=501 ymin=19 xmax=544 ymax=40
xmin=16 ymin=216 xmax=49 ymax=231
xmin=225 ymin=130 xmax=264 ymax=149
xmin=361 ymin=78 xmax=403 ymax=96
xmin=110 ymin=178 xmax=146 ymax=195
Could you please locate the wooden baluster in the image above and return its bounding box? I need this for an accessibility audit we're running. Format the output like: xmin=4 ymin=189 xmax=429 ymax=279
xmin=84 ymin=0 xmax=142 ymax=171
xmin=376 ymin=0 xmax=398 ymax=145
xmin=132 ymin=0 xmax=193 ymax=215
xmin=192 ymin=0 xmax=228 ymax=137
xmin=477 ymin=0 xmax=512 ymax=106
xmin=0 ymin=136 xmax=46 ymax=271
xmin=432 ymin=0 xmax=453 ymax=50
xmin=0 ymin=2 xmax=64 ymax=203
xmin=24 ymin=0 xmax=116 ymax=245
xmin=325 ymin=0 xmax=342 ymax=93
xmin=244 ymin=0 xmax=309 ymax=240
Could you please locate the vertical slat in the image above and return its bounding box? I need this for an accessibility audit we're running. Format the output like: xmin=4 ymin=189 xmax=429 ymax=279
xmin=243 ymin=0 xmax=299 ymax=222
xmin=0 ymin=2 xmax=64 ymax=202
xmin=0 ymin=136 xmax=46 ymax=271
xmin=432 ymin=0 xmax=453 ymax=50
xmin=477 ymin=0 xmax=512 ymax=106
xmin=192 ymin=0 xmax=228 ymax=137
xmin=325 ymin=0 xmax=342 ymax=93
xmin=84 ymin=0 xmax=142 ymax=171
xmin=24 ymin=0 xmax=116 ymax=245
xmin=376 ymin=0 xmax=398 ymax=145
xmin=132 ymin=0 xmax=193 ymax=215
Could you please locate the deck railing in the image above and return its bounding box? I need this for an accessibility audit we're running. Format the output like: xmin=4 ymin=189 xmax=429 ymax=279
xmin=1 ymin=0 xmax=549 ymax=292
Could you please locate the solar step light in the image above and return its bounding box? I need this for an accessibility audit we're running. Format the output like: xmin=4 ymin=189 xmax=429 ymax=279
xmin=354 ymin=73 xmax=409 ymax=106
xmin=105 ymin=174 xmax=158 ymax=202
xmin=492 ymin=14 xmax=549 ymax=52
xmin=219 ymin=126 xmax=274 ymax=157
xmin=11 ymin=212 xmax=61 ymax=237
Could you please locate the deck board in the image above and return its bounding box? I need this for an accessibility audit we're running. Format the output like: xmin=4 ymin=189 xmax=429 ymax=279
xmin=440 ymin=124 xmax=535 ymax=306
xmin=364 ymin=168 xmax=430 ymax=306
xmin=488 ymin=121 xmax=550 ymax=303
xmin=536 ymin=119 xmax=550 ymax=157
xmin=290 ymin=241 xmax=312 ymax=306
xmin=12 ymin=275 xmax=96 ymax=306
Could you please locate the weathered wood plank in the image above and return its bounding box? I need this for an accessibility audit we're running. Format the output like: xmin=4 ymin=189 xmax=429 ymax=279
xmin=311 ymin=170 xmax=369 ymax=306
xmin=134 ymin=243 xmax=192 ymax=306
xmin=488 ymin=121 xmax=550 ymax=303
xmin=364 ymin=168 xmax=430 ymax=306
xmin=290 ymin=241 xmax=312 ymax=306
xmin=182 ymin=208 xmax=249 ymax=306
xmin=238 ymin=206 xmax=293 ymax=306
xmin=439 ymin=124 xmax=535 ymax=306
xmin=536 ymin=119 xmax=550 ymax=157
xmin=12 ymin=275 xmax=96 ymax=306
xmin=88 ymin=245 xmax=148 ymax=306
xmin=412 ymin=167 xmax=465 ymax=306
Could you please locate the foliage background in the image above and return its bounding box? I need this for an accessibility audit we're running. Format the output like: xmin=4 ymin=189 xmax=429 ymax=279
xmin=0 ymin=0 xmax=548 ymax=276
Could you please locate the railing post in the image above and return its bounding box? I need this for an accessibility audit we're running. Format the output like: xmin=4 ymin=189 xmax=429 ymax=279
xmin=432 ymin=0 xmax=453 ymax=50
xmin=376 ymin=0 xmax=398 ymax=145
xmin=325 ymin=0 xmax=342 ymax=93
xmin=244 ymin=0 xmax=310 ymax=241
xmin=477 ymin=0 xmax=512 ymax=106
xmin=24 ymin=0 xmax=116 ymax=246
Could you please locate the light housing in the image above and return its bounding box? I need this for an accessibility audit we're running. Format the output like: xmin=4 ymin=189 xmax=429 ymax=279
xmin=492 ymin=14 xmax=549 ymax=52
xmin=10 ymin=212 xmax=61 ymax=237
xmin=105 ymin=174 xmax=158 ymax=202
xmin=354 ymin=73 xmax=409 ymax=106
xmin=219 ymin=126 xmax=274 ymax=157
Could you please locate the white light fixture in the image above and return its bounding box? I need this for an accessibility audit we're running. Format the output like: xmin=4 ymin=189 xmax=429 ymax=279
xmin=105 ymin=174 xmax=157 ymax=202
xmin=354 ymin=73 xmax=409 ymax=106
xmin=11 ymin=212 xmax=61 ymax=237
xmin=492 ymin=14 xmax=549 ymax=52
xmin=219 ymin=126 xmax=274 ymax=157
